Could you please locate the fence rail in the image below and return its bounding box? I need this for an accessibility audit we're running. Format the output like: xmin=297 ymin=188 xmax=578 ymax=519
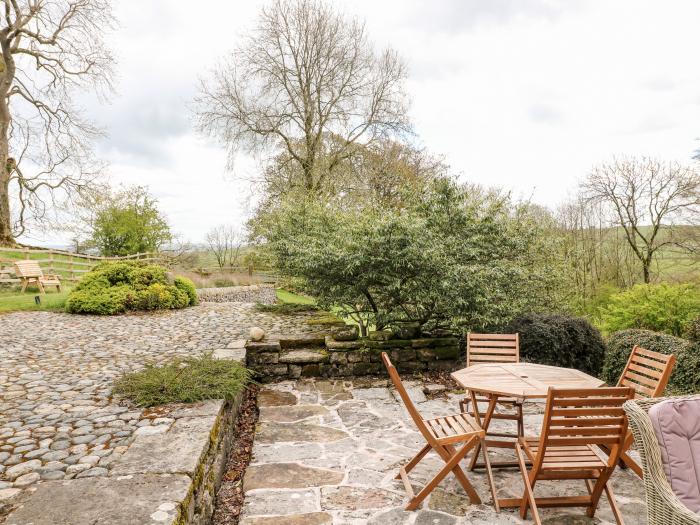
xmin=0 ymin=247 xmax=161 ymax=283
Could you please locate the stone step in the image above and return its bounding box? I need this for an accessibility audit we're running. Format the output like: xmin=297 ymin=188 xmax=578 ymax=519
xmin=278 ymin=348 xmax=329 ymax=364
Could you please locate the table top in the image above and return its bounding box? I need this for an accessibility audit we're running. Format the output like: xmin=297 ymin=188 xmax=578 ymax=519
xmin=451 ymin=362 xmax=606 ymax=399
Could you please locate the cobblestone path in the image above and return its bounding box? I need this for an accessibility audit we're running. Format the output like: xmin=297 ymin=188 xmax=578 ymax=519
xmin=241 ymin=379 xmax=647 ymax=525
xmin=0 ymin=303 xmax=318 ymax=498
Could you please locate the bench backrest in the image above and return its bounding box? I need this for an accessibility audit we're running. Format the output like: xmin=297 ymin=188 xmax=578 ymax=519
xmin=14 ymin=260 xmax=44 ymax=278
xmin=467 ymin=332 xmax=519 ymax=367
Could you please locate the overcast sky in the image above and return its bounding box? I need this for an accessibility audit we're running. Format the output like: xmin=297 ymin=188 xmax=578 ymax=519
xmin=25 ymin=0 xmax=700 ymax=245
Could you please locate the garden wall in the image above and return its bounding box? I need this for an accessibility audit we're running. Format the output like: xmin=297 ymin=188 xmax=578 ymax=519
xmin=197 ymin=284 xmax=277 ymax=304
xmin=246 ymin=334 xmax=461 ymax=382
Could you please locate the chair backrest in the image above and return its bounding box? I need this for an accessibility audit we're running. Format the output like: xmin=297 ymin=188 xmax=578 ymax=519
xmin=14 ymin=260 xmax=43 ymax=278
xmin=536 ymin=387 xmax=635 ymax=469
xmin=617 ymin=345 xmax=676 ymax=399
xmin=381 ymin=352 xmax=437 ymax=445
xmin=466 ymin=332 xmax=519 ymax=367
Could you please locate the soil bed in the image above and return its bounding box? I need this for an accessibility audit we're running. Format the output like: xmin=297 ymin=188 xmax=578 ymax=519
xmin=212 ymin=385 xmax=260 ymax=525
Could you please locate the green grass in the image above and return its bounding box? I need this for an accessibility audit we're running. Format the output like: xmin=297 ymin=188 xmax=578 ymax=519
xmin=0 ymin=287 xmax=70 ymax=313
xmin=113 ymin=354 xmax=252 ymax=407
xmin=276 ymin=288 xmax=316 ymax=304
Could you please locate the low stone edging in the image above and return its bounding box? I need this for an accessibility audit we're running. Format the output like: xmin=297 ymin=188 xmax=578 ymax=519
xmin=4 ymin=395 xmax=244 ymax=525
xmin=246 ymin=334 xmax=461 ymax=382
xmin=197 ymin=285 xmax=277 ymax=304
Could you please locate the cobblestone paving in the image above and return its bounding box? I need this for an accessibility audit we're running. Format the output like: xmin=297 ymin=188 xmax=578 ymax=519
xmin=0 ymin=303 xmax=319 ymax=498
xmin=242 ymin=379 xmax=648 ymax=525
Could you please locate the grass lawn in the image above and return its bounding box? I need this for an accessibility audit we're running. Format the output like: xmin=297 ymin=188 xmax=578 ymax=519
xmin=0 ymin=287 xmax=70 ymax=313
xmin=276 ymin=288 xmax=316 ymax=305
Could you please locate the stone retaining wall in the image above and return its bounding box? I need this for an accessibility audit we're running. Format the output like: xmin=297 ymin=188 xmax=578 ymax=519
xmin=246 ymin=334 xmax=461 ymax=382
xmin=197 ymin=285 xmax=277 ymax=304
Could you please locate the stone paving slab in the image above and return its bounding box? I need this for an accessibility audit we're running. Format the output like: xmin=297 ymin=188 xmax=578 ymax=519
xmin=242 ymin=379 xmax=648 ymax=525
xmin=3 ymin=473 xmax=190 ymax=525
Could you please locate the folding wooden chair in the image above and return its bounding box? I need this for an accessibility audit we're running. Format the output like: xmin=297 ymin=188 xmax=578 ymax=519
xmin=508 ymin=386 xmax=635 ymax=525
xmin=381 ymin=352 xmax=498 ymax=511
xmin=611 ymin=345 xmax=675 ymax=478
xmin=459 ymin=333 xmax=524 ymax=438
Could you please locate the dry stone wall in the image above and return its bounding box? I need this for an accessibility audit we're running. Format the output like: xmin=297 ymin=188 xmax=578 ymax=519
xmin=197 ymin=285 xmax=277 ymax=304
xmin=246 ymin=334 xmax=461 ymax=381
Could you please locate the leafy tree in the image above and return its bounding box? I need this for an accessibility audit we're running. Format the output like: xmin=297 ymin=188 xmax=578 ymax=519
xmin=259 ymin=178 xmax=566 ymax=335
xmin=91 ymin=186 xmax=171 ymax=256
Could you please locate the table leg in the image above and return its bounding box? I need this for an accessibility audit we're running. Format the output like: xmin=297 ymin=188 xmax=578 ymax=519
xmin=469 ymin=393 xmax=529 ymax=471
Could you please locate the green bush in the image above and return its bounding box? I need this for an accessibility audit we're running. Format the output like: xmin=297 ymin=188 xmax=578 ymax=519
xmin=174 ymin=277 xmax=199 ymax=306
xmin=113 ymin=354 xmax=252 ymax=407
xmin=684 ymin=316 xmax=700 ymax=343
xmin=65 ymin=261 xmax=196 ymax=315
xmin=598 ymin=283 xmax=700 ymax=337
xmin=504 ymin=313 xmax=606 ymax=376
xmin=602 ymin=329 xmax=699 ymax=395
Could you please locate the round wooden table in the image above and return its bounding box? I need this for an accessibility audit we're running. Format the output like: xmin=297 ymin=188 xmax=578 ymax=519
xmin=451 ymin=362 xmax=606 ymax=469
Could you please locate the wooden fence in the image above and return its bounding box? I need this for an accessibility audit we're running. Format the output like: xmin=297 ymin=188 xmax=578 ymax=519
xmin=0 ymin=247 xmax=161 ymax=284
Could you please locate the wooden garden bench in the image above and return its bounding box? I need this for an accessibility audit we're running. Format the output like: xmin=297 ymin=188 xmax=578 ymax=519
xmin=14 ymin=260 xmax=62 ymax=293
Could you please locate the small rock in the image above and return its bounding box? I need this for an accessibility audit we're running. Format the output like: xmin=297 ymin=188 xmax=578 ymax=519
xmin=78 ymin=455 xmax=100 ymax=465
xmin=250 ymin=326 xmax=266 ymax=341
xmin=0 ymin=488 xmax=22 ymax=501
xmin=5 ymin=459 xmax=41 ymax=480
xmin=65 ymin=463 xmax=92 ymax=475
xmin=13 ymin=472 xmax=40 ymax=487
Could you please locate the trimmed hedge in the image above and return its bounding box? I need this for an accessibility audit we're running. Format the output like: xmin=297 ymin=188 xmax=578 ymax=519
xmin=504 ymin=313 xmax=606 ymax=376
xmin=601 ymin=329 xmax=699 ymax=395
xmin=66 ymin=261 xmax=198 ymax=315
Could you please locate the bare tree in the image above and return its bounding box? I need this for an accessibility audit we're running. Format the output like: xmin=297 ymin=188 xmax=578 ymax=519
xmin=0 ymin=0 xmax=115 ymax=246
xmin=206 ymin=225 xmax=243 ymax=270
xmin=195 ymin=0 xmax=410 ymax=194
xmin=581 ymin=157 xmax=700 ymax=283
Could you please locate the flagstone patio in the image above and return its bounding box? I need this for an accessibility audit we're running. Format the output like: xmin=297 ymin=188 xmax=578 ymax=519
xmin=241 ymin=379 xmax=648 ymax=525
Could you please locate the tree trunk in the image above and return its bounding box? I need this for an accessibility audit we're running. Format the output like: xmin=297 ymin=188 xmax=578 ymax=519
xmin=0 ymin=37 xmax=15 ymax=246
xmin=642 ymin=261 xmax=650 ymax=284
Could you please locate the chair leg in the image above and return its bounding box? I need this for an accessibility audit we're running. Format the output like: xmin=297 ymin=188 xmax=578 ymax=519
xmin=396 ymin=444 xmax=431 ymax=479
xmin=406 ymin=439 xmax=476 ymax=510
xmin=441 ymin=441 xmax=481 ymax=504
xmin=480 ymin=438 xmax=499 ymax=512
xmin=515 ymin=442 xmax=540 ymax=524
xmin=469 ymin=395 xmax=497 ymax=471
xmin=20 ymin=279 xmax=28 ymax=293
xmin=586 ymin=467 xmax=615 ymax=519
xmin=604 ymin=481 xmax=625 ymax=525
xmin=618 ymin=451 xmax=642 ymax=479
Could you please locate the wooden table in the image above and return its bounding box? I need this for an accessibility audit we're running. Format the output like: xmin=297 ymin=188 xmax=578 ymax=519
xmin=451 ymin=363 xmax=606 ymax=469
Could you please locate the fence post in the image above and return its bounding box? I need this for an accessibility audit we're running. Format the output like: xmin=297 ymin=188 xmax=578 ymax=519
xmin=48 ymin=250 xmax=54 ymax=276
xmin=69 ymin=255 xmax=74 ymax=281
xmin=24 ymin=247 xmax=29 ymax=260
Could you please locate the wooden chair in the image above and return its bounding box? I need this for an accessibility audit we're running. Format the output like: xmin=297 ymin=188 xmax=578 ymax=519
xmin=14 ymin=260 xmax=62 ymax=293
xmin=459 ymin=333 xmax=524 ymax=438
xmin=511 ymin=386 xmax=635 ymax=525
xmin=611 ymin=345 xmax=676 ymax=478
xmin=381 ymin=351 xmax=498 ymax=511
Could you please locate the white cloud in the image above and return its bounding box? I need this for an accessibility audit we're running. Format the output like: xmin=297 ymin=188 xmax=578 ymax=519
xmin=26 ymin=0 xmax=700 ymax=244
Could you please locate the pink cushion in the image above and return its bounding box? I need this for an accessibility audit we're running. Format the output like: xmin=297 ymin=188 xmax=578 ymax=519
xmin=649 ymin=397 xmax=700 ymax=513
